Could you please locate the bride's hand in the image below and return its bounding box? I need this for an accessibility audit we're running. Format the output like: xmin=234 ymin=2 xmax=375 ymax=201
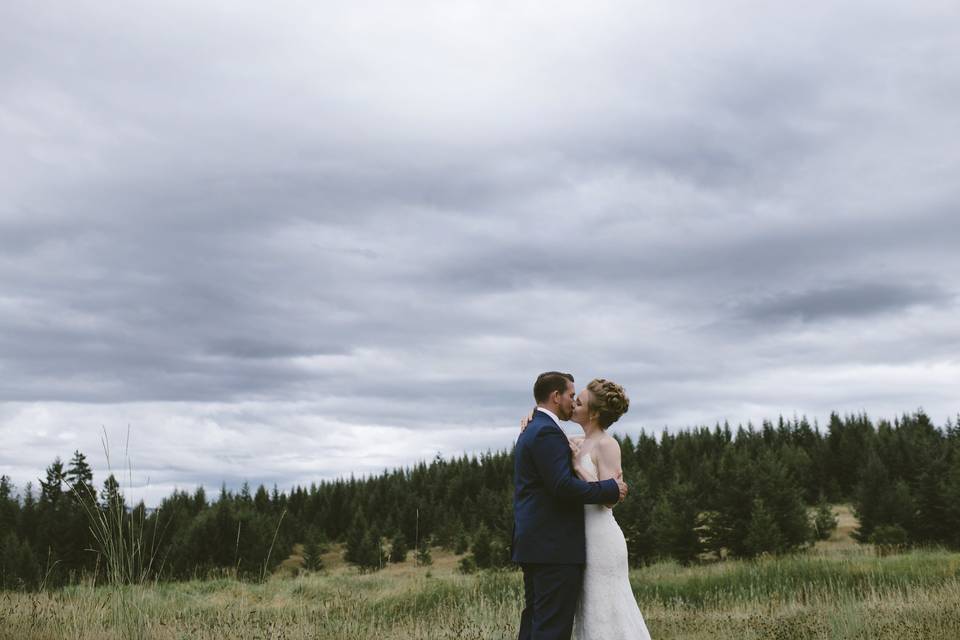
xmin=519 ymin=409 xmax=536 ymax=432
xmin=571 ymin=451 xmax=584 ymax=477
xmin=571 ymin=445 xmax=599 ymax=482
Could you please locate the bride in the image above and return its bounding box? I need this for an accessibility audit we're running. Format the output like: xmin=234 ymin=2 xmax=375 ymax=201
xmin=522 ymin=378 xmax=652 ymax=640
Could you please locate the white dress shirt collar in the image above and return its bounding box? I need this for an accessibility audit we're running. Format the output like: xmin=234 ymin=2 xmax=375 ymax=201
xmin=536 ymin=407 xmax=561 ymax=427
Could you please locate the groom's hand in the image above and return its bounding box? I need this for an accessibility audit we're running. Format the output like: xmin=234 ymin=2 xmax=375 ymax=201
xmin=615 ymin=471 xmax=628 ymax=502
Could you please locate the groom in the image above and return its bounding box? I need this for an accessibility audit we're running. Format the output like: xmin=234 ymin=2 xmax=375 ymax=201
xmin=512 ymin=371 xmax=628 ymax=640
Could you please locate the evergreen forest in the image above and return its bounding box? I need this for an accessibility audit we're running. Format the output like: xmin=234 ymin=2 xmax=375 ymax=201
xmin=2 ymin=410 xmax=959 ymax=590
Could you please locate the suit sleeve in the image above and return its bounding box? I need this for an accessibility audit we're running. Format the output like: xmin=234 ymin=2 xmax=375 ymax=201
xmin=531 ymin=426 xmax=620 ymax=504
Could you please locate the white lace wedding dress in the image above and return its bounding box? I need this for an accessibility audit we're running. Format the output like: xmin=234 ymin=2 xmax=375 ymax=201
xmin=573 ymin=454 xmax=652 ymax=640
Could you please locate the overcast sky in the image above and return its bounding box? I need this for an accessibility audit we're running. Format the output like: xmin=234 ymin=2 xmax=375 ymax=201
xmin=2 ymin=1 xmax=958 ymax=506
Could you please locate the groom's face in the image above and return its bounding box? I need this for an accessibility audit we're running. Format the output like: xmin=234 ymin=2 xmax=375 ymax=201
xmin=556 ymin=381 xmax=576 ymax=421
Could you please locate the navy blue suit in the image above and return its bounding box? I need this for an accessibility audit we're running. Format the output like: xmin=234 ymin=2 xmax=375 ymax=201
xmin=512 ymin=409 xmax=620 ymax=639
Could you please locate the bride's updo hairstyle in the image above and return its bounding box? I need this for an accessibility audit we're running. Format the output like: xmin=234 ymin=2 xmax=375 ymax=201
xmin=586 ymin=378 xmax=629 ymax=429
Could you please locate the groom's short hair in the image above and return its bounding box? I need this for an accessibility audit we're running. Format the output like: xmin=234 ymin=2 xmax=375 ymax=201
xmin=534 ymin=371 xmax=575 ymax=404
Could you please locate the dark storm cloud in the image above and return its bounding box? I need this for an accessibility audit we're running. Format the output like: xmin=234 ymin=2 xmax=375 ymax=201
xmin=737 ymin=282 xmax=949 ymax=323
xmin=205 ymin=337 xmax=345 ymax=360
xmin=2 ymin=1 xmax=960 ymax=500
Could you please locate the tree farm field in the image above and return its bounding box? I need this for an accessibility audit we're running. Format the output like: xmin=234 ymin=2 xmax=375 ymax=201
xmin=2 ymin=507 xmax=959 ymax=640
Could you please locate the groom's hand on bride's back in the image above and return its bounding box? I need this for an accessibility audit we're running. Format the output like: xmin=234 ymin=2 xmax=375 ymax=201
xmin=615 ymin=471 xmax=628 ymax=502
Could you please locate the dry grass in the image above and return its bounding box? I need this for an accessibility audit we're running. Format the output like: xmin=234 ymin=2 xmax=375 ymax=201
xmin=2 ymin=508 xmax=959 ymax=639
xmin=810 ymin=504 xmax=864 ymax=555
xmin=2 ymin=549 xmax=958 ymax=640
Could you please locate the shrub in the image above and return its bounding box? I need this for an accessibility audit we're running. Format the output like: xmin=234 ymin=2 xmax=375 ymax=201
xmin=458 ymin=555 xmax=477 ymax=574
xmin=813 ymin=501 xmax=838 ymax=541
xmin=870 ymin=524 xmax=908 ymax=556
xmin=416 ymin=540 xmax=432 ymax=566
xmin=389 ymin=532 xmax=408 ymax=563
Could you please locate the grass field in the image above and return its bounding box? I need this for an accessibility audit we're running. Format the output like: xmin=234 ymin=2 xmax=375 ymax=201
xmin=2 ymin=506 xmax=959 ymax=639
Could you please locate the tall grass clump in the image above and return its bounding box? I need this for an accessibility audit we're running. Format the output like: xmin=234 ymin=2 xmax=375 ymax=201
xmin=62 ymin=427 xmax=164 ymax=587
xmin=57 ymin=427 xmax=167 ymax=640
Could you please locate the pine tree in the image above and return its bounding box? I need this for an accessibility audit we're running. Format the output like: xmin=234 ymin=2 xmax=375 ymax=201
xmin=344 ymin=510 xmax=368 ymax=565
xmin=416 ymin=538 xmax=432 ymax=566
xmin=812 ymin=500 xmax=838 ymax=541
xmin=20 ymin=484 xmax=38 ymax=547
xmin=471 ymin=526 xmax=492 ymax=569
xmin=453 ymin=528 xmax=469 ymax=555
xmin=270 ymin=485 xmax=284 ymax=512
xmin=649 ymin=482 xmax=703 ymax=565
xmin=39 ymin=459 xmax=65 ymax=506
xmin=0 ymin=532 xmax=39 ymax=591
xmin=6 ymin=409 xmax=959 ymax=585
xmin=37 ymin=458 xmax=68 ymax=586
xmin=15 ymin=538 xmax=39 ymax=590
xmin=617 ymin=474 xmax=656 ymax=566
xmin=101 ymin=475 xmax=127 ymax=549
xmin=101 ymin=474 xmax=125 ymax=512
xmin=61 ymin=451 xmax=99 ymax=575
xmin=208 ymin=487 xmax=237 ymax=569
xmin=254 ymin=485 xmax=271 ymax=514
xmin=744 ymin=499 xmax=784 ymax=557
xmin=302 ymin=536 xmax=323 ymax=571
xmin=697 ymin=509 xmax=724 ymax=560
xmin=945 ymin=455 xmax=960 ymax=549
xmin=193 ymin=486 xmax=207 ymax=513
xmin=853 ymin=453 xmax=889 ymax=542
xmin=854 ymin=454 xmax=914 ymax=543
xmin=65 ymin=451 xmax=96 ymax=505
xmin=1 ymin=533 xmax=19 ymax=590
xmin=356 ymin=530 xmax=385 ymax=572
xmin=239 ymin=482 xmax=253 ymax=506
xmin=389 ymin=531 xmax=408 ymax=563
xmin=0 ymin=476 xmax=17 ymax=543
xmin=711 ymin=447 xmax=755 ymax=557
xmin=753 ymin=451 xmax=812 ymax=551
xmin=913 ymin=461 xmax=948 ymax=544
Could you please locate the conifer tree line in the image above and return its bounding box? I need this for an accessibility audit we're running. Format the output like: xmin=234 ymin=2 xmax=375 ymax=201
xmin=2 ymin=410 xmax=959 ymax=590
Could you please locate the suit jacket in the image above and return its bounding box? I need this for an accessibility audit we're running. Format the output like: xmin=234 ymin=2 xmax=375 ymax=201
xmin=511 ymin=409 xmax=620 ymax=564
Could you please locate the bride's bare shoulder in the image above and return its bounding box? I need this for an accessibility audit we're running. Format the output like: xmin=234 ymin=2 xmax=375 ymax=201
xmin=599 ymin=433 xmax=620 ymax=447
xmin=597 ymin=435 xmax=622 ymax=457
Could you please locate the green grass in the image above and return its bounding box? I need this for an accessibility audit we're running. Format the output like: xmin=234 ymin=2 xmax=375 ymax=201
xmin=2 ymin=547 xmax=959 ymax=639
xmin=1 ymin=505 xmax=956 ymax=639
xmin=630 ymin=550 xmax=960 ymax=608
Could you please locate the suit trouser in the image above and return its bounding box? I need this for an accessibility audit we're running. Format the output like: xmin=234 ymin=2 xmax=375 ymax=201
xmin=517 ymin=563 xmax=583 ymax=640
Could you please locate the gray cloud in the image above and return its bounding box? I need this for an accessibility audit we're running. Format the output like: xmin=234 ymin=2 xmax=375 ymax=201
xmin=736 ymin=282 xmax=950 ymax=323
xmin=2 ymin=0 xmax=960 ymax=502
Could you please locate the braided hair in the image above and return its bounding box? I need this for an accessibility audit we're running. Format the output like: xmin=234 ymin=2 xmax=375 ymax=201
xmin=586 ymin=378 xmax=629 ymax=429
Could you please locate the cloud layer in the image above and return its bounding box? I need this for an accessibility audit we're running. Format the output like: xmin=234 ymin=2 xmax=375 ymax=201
xmin=2 ymin=0 xmax=959 ymax=504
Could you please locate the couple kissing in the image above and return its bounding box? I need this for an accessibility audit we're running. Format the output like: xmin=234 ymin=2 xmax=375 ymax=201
xmin=512 ymin=371 xmax=652 ymax=640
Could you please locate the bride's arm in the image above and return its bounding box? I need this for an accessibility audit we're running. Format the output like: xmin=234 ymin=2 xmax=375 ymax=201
xmin=596 ymin=438 xmax=623 ymax=509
